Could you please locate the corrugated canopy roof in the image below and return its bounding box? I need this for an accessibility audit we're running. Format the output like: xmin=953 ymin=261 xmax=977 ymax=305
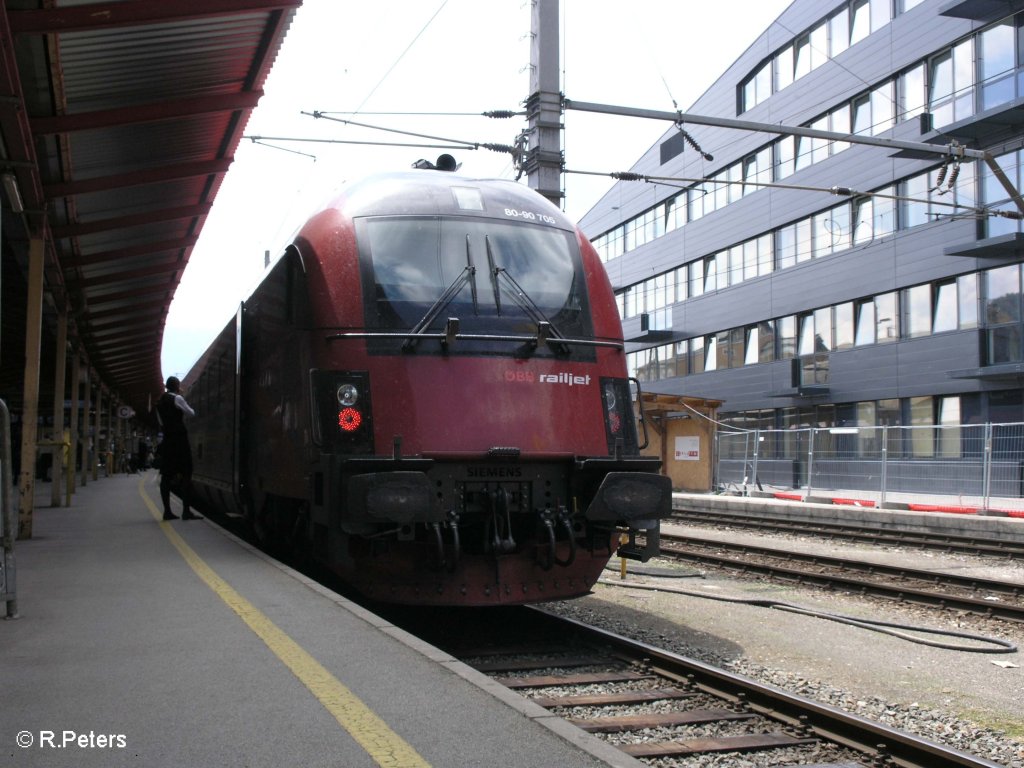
xmin=0 ymin=0 xmax=300 ymax=418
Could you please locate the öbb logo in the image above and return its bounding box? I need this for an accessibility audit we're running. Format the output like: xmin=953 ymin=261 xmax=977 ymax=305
xmin=504 ymin=370 xmax=535 ymax=383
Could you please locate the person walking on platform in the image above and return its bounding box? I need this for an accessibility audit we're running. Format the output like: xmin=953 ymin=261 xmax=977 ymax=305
xmin=155 ymin=376 xmax=201 ymax=521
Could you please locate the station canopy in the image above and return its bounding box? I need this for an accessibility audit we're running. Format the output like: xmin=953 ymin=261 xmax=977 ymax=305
xmin=0 ymin=1 xmax=300 ymax=419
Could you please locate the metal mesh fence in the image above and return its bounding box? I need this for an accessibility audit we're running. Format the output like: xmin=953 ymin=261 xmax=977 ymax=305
xmin=715 ymin=423 xmax=1024 ymax=511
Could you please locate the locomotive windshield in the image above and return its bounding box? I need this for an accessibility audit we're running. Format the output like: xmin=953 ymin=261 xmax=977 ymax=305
xmin=357 ymin=215 xmax=595 ymax=358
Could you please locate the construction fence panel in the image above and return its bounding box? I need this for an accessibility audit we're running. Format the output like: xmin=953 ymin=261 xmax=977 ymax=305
xmin=714 ymin=423 xmax=1024 ymax=510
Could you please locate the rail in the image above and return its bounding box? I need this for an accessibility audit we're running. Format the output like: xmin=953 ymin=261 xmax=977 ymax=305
xmin=716 ymin=422 xmax=1024 ymax=512
xmin=1 ymin=398 xmax=16 ymax=618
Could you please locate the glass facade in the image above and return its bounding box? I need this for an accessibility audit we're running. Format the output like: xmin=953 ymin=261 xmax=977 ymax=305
xmin=593 ymin=11 xmax=1024 ymax=266
xmin=591 ymin=3 xmax=1024 ymax=434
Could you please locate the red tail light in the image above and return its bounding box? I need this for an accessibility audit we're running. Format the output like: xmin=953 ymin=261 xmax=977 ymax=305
xmin=338 ymin=407 xmax=363 ymax=432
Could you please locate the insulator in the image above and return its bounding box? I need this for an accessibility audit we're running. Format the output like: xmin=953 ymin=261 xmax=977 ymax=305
xmin=677 ymin=124 xmax=714 ymax=162
xmin=946 ymin=162 xmax=960 ymax=189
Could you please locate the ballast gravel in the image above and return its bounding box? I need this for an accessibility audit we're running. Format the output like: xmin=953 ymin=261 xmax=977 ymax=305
xmin=540 ymin=524 xmax=1024 ymax=768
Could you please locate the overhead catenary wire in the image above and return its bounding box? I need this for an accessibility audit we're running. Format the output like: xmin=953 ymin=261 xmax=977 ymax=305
xmin=312 ymin=109 xmax=525 ymax=118
xmin=246 ymin=135 xmax=475 ymax=151
xmin=564 ymin=166 xmax=1018 ymax=220
xmin=352 ymin=0 xmax=450 ymax=114
xmin=290 ymin=110 xmax=522 ymax=158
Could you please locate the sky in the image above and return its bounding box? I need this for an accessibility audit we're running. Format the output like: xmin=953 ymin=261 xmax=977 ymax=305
xmin=161 ymin=0 xmax=793 ymax=379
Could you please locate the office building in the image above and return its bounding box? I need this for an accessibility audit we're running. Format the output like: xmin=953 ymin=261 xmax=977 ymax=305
xmin=579 ymin=0 xmax=1024 ymax=439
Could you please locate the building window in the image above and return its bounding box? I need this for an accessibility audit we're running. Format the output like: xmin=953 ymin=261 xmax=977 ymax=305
xmin=870 ymin=81 xmax=895 ymax=134
xmin=812 ymin=206 xmax=851 ymax=257
xmin=958 ymin=273 xmax=978 ymax=329
xmin=691 ymin=336 xmax=705 ymax=373
xmin=873 ymin=186 xmax=897 ymax=236
xmin=876 ymin=292 xmax=898 ymax=343
xmin=852 ymin=196 xmax=874 ymax=245
xmin=742 ymin=59 xmax=773 ymax=111
xmin=798 ymin=312 xmax=817 ymax=356
xmin=775 ymin=135 xmax=795 ymax=180
xmin=909 ymin=396 xmax=935 ymax=457
xmin=828 ymin=9 xmax=850 ymax=57
xmin=688 ymin=186 xmax=706 ymax=222
xmin=675 ymin=341 xmax=689 ymax=377
xmin=850 ymin=0 xmax=870 ymax=46
xmin=727 ymin=328 xmax=744 ymax=368
xmin=830 ymin=103 xmax=851 ymax=152
xmin=689 ymin=260 xmax=704 ymax=298
xmin=835 ymin=302 xmax=854 ymax=350
xmin=982 ymin=149 xmax=1022 ymax=238
xmin=900 ymin=63 xmax=927 ymax=119
xmin=979 ymin=20 xmax=1017 ymax=111
xmin=796 ymin=219 xmax=813 ymax=263
xmin=704 ymin=335 xmax=718 ymax=372
xmin=797 ymin=309 xmax=830 ymax=384
xmin=938 ymin=396 xmax=962 ymax=457
xmin=904 ymin=284 xmax=932 ymax=338
xmin=933 ymin=280 xmax=958 ymax=333
xmin=758 ymin=320 xmax=776 ymax=363
xmin=870 ymin=0 xmax=891 ymax=32
xmin=985 ymin=264 xmax=1023 ymax=364
xmin=929 ymin=39 xmax=975 ymax=127
xmin=855 ymin=298 xmax=876 ymax=345
xmin=776 ymin=224 xmax=796 ymax=269
xmin=985 ymin=264 xmax=1020 ymax=324
xmin=775 ymin=315 xmax=794 ymax=359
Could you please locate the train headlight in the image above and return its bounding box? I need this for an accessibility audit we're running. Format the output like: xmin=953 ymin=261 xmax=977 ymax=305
xmin=337 ymin=383 xmax=359 ymax=407
xmin=600 ymin=377 xmax=638 ymax=454
xmin=603 ymin=383 xmax=617 ymax=412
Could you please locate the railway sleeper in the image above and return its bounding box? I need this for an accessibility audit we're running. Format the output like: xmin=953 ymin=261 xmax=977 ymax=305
xmin=532 ymin=688 xmax=697 ymax=708
xmin=570 ymin=708 xmax=756 ymax=733
xmin=620 ymin=732 xmax=819 ymax=758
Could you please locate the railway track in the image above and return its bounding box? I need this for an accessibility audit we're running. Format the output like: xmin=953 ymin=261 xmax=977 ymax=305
xmin=392 ymin=605 xmax=1007 ymax=767
xmin=656 ymin=531 xmax=1024 ymax=625
xmin=670 ymin=509 xmax=1024 ymax=559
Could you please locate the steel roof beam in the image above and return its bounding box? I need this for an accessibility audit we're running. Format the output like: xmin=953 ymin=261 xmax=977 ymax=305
xmin=86 ymin=315 xmax=164 ymax=335
xmin=84 ymin=284 xmax=176 ymax=307
xmin=8 ymin=1 xmax=301 ymax=35
xmin=45 ymin=160 xmax=232 ymax=198
xmin=66 ymin=237 xmax=198 ymax=267
xmin=83 ymin=303 xmax=167 ymax=322
xmin=52 ymin=203 xmax=211 ymax=239
xmin=76 ymin=261 xmax=186 ymax=289
xmin=90 ymin=338 xmax=164 ymax=357
xmin=30 ymin=93 xmax=261 ymax=136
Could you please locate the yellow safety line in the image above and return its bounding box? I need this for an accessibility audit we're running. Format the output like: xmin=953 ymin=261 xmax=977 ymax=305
xmin=138 ymin=476 xmax=430 ymax=768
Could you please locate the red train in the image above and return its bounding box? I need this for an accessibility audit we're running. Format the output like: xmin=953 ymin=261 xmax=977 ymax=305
xmin=181 ymin=162 xmax=670 ymax=605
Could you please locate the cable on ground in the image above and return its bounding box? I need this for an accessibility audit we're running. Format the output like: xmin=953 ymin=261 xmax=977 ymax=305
xmin=596 ymin=576 xmax=1018 ymax=654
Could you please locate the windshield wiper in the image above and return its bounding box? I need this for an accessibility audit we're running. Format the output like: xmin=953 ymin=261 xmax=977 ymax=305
xmin=485 ymin=234 xmax=501 ymax=314
xmin=403 ymin=239 xmax=477 ymax=351
xmin=486 ymin=236 xmax=570 ymax=357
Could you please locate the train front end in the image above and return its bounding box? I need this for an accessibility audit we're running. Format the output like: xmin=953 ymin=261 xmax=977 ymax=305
xmin=301 ymin=171 xmax=671 ymax=605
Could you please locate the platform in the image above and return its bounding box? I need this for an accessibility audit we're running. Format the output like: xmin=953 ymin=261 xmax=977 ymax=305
xmin=0 ymin=473 xmax=639 ymax=768
xmin=672 ymin=490 xmax=1024 ymax=542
